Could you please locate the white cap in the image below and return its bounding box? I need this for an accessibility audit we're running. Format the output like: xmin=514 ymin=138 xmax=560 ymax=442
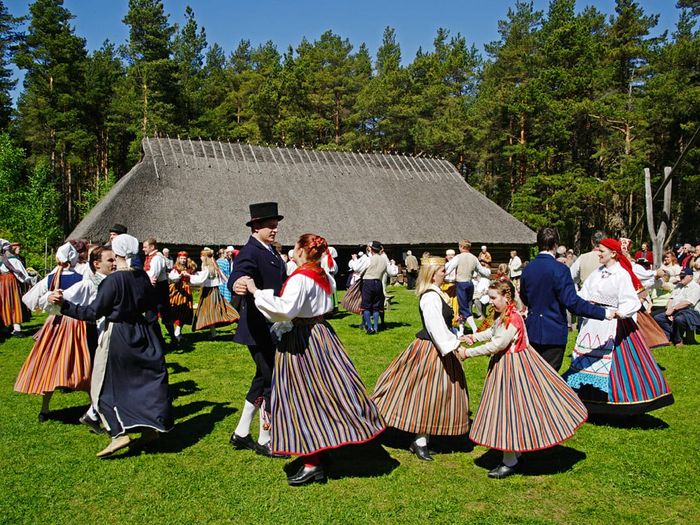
xmin=288 ymin=249 xmax=295 ymax=258
xmin=358 ymin=251 xmax=364 ymax=256
xmin=56 ymin=242 xmax=79 ymax=266
xmin=446 ymin=249 xmax=456 ymax=256
xmin=481 ymin=245 xmax=487 ymax=250
xmin=226 ymin=245 xmax=235 ymax=252
xmin=329 ymin=246 xmax=337 ymax=258
xmin=112 ymin=234 xmax=140 ymax=260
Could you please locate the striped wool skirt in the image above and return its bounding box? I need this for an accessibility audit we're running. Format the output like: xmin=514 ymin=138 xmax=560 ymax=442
xmin=14 ymin=315 xmax=91 ymax=395
xmin=563 ymin=318 xmax=674 ymax=416
xmin=271 ymin=320 xmax=386 ymax=456
xmin=372 ymin=339 xmax=470 ymax=436
xmin=169 ymin=282 xmax=193 ymax=326
xmin=193 ymin=286 xmax=239 ymax=331
xmin=0 ymin=272 xmax=23 ymax=325
xmin=470 ymin=347 xmax=587 ymax=452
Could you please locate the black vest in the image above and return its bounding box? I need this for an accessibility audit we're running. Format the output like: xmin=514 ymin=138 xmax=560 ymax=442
xmin=416 ymin=289 xmax=454 ymax=340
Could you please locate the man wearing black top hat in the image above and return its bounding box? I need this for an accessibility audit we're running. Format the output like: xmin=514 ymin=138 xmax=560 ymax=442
xmin=227 ymin=202 xmax=288 ymax=458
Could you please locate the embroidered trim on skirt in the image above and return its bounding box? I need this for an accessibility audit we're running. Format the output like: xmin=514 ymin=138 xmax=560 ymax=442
xmin=271 ymin=321 xmax=385 ymax=456
xmin=169 ymin=282 xmax=193 ymax=325
xmin=372 ymin=338 xmax=470 ymax=435
xmin=192 ymin=286 xmax=239 ymax=330
xmin=470 ymin=346 xmax=587 ymax=452
xmin=14 ymin=315 xmax=91 ymax=395
xmin=0 ymin=273 xmax=23 ymax=325
xmin=563 ymin=318 xmax=673 ymax=415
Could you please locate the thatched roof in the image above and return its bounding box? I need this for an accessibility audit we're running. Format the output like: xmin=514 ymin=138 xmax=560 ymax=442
xmin=70 ymin=138 xmax=536 ymax=247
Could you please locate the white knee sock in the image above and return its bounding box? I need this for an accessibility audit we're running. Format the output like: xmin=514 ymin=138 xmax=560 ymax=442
xmin=174 ymin=324 xmax=181 ymax=337
xmin=414 ymin=434 xmax=428 ymax=447
xmin=234 ymin=400 xmax=257 ymax=437
xmin=466 ymin=316 xmax=478 ymax=333
xmin=502 ymin=451 xmax=518 ymax=467
xmin=13 ymin=323 xmax=21 ymax=332
xmin=258 ymin=415 xmax=271 ymax=445
xmin=209 ymin=327 xmax=217 ymax=337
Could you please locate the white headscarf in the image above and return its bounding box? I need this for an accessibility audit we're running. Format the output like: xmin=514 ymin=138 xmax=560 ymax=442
xmin=56 ymin=242 xmax=79 ymax=266
xmin=112 ymin=234 xmax=140 ymax=267
xmin=0 ymin=238 xmax=9 ymax=253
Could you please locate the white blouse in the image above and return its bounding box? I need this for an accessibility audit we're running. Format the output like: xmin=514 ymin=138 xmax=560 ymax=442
xmin=188 ymin=269 xmax=223 ymax=288
xmin=465 ymin=319 xmax=519 ymax=358
xmin=23 ymin=269 xmax=89 ymax=312
xmin=420 ymin=285 xmax=460 ymax=356
xmin=254 ymin=273 xmax=335 ymax=323
xmin=579 ymin=262 xmax=640 ymax=318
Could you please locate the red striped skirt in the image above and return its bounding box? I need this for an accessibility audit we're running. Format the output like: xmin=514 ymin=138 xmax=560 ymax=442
xmin=0 ymin=273 xmax=23 ymax=325
xmin=193 ymin=286 xmax=239 ymax=330
xmin=14 ymin=315 xmax=91 ymax=395
xmin=470 ymin=346 xmax=587 ymax=452
xmin=372 ymin=339 xmax=470 ymax=435
xmin=169 ymin=282 xmax=193 ymax=325
xmin=271 ymin=321 xmax=386 ymax=456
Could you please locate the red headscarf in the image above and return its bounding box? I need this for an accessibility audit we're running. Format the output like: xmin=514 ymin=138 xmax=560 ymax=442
xmin=599 ymin=238 xmax=643 ymax=291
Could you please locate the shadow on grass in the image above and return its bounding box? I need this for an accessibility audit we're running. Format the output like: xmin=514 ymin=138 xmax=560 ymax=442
xmin=586 ymin=412 xmax=669 ymax=430
xmin=169 ymin=379 xmax=201 ymax=399
xmin=166 ymin=361 xmax=190 ymax=375
xmin=474 ymin=445 xmax=586 ymax=476
xmin=283 ymin=440 xmax=400 ymax=481
xmin=379 ymin=427 xmax=474 ymax=454
xmin=170 ymin=330 xmax=236 ymax=354
xmin=42 ymin=403 xmax=90 ymax=425
xmin=348 ymin=321 xmax=411 ymax=331
xmin=107 ymin=402 xmax=237 ymax=458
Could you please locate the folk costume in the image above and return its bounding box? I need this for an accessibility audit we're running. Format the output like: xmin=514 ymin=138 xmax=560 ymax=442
xmin=254 ymin=262 xmax=385 ymax=482
xmin=466 ymin=305 xmax=587 ymax=476
xmin=14 ymin=244 xmax=91 ymax=420
xmin=190 ymin=259 xmax=239 ymax=333
xmin=372 ymin=271 xmax=469 ymax=459
xmin=59 ymin=235 xmax=172 ymax=450
xmin=216 ymin=249 xmax=235 ymax=303
xmin=168 ymin=253 xmax=196 ymax=336
xmin=228 ymin=202 xmax=287 ymax=455
xmin=1 ymin=241 xmax=30 ymax=335
xmin=563 ymin=239 xmax=674 ymax=416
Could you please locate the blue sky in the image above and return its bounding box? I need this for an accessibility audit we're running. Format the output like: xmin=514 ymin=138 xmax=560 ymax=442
xmin=5 ymin=0 xmax=682 ymax=98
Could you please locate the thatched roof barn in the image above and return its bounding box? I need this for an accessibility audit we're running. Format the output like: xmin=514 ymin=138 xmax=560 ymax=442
xmin=70 ymin=138 xmax=535 ymax=255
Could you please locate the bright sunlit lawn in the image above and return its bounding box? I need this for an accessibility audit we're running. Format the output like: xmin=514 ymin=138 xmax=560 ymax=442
xmin=1 ymin=286 xmax=698 ymax=524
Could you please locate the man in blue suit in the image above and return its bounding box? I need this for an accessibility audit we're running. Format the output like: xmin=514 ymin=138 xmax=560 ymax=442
xmin=227 ymin=202 xmax=288 ymax=458
xmin=520 ymin=227 xmax=608 ymax=372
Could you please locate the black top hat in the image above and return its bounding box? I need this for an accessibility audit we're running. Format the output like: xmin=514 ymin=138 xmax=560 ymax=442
xmin=368 ymin=240 xmax=383 ymax=252
xmin=109 ymin=223 xmax=128 ymax=235
xmin=246 ymin=202 xmax=284 ymax=227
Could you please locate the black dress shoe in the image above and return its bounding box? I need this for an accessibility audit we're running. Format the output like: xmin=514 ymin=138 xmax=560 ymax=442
xmin=255 ymin=442 xmax=290 ymax=459
xmin=37 ymin=412 xmax=49 ymax=423
xmin=488 ymin=463 xmax=517 ymax=479
xmin=11 ymin=330 xmax=26 ymax=338
xmin=287 ymin=464 xmax=326 ymax=486
xmin=79 ymin=413 xmax=105 ymax=434
xmin=229 ymin=433 xmax=256 ymax=450
xmin=409 ymin=442 xmax=433 ymax=461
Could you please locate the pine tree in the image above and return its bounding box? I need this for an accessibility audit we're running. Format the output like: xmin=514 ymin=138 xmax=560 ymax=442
xmin=173 ymin=5 xmax=207 ymax=132
xmin=0 ymin=1 xmax=21 ymax=130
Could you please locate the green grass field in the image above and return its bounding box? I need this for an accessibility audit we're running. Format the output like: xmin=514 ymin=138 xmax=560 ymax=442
xmin=1 ymin=286 xmax=698 ymax=524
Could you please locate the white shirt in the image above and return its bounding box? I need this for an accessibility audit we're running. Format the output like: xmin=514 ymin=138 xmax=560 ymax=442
xmin=0 ymin=254 xmax=30 ymax=283
xmin=579 ymin=262 xmax=640 ymax=318
xmin=23 ymin=268 xmax=87 ymax=312
xmin=146 ymin=252 xmax=169 ymax=282
xmin=420 ymin=285 xmax=460 ymax=356
xmin=466 ymin=318 xmax=520 ymax=357
xmin=254 ymin=273 xmax=336 ymax=338
xmin=508 ymin=255 xmax=522 ymax=278
xmin=445 ymin=252 xmax=491 ymax=282
xmin=669 ymin=280 xmax=700 ymax=313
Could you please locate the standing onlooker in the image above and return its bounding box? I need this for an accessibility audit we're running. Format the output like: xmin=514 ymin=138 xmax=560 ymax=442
xmin=508 ymin=249 xmax=522 ymax=291
xmin=445 ymin=240 xmax=491 ymax=334
xmin=653 ymin=267 xmax=700 ymax=347
xmin=404 ymin=250 xmax=419 ymax=290
xmin=478 ymin=245 xmax=492 ymax=268
xmin=520 ymin=227 xmax=607 ymax=372
xmin=354 ymin=241 xmax=388 ymax=334
xmin=162 ymin=248 xmax=174 ymax=271
xmin=217 ymin=246 xmax=236 ymax=302
xmin=570 ymin=231 xmax=606 ymax=288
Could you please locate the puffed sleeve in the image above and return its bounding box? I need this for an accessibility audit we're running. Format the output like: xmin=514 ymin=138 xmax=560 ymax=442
xmin=616 ymin=271 xmax=642 ymax=318
xmin=168 ymin=269 xmax=182 ymax=282
xmin=420 ymin=292 xmax=460 ymax=356
xmin=253 ymin=274 xmax=307 ymax=322
xmin=188 ymin=269 xmax=210 ymax=286
xmin=22 ymin=275 xmax=50 ymax=311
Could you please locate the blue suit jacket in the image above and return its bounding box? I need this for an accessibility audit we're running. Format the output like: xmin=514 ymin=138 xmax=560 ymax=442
xmin=520 ymin=253 xmax=606 ymax=346
xmin=228 ymin=236 xmax=286 ymax=347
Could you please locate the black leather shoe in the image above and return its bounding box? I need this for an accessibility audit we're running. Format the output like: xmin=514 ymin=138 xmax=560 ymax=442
xmin=37 ymin=412 xmax=49 ymax=423
xmin=79 ymin=413 xmax=104 ymax=434
xmin=409 ymin=442 xmax=433 ymax=461
xmin=11 ymin=330 xmax=26 ymax=338
xmin=488 ymin=463 xmax=517 ymax=479
xmin=229 ymin=433 xmax=256 ymax=450
xmin=287 ymin=464 xmax=326 ymax=486
xmin=255 ymin=441 xmax=290 ymax=459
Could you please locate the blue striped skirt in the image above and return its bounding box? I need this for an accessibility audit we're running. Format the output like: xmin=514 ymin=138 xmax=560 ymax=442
xmin=470 ymin=346 xmax=588 ymax=452
xmin=271 ymin=320 xmax=386 ymax=456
